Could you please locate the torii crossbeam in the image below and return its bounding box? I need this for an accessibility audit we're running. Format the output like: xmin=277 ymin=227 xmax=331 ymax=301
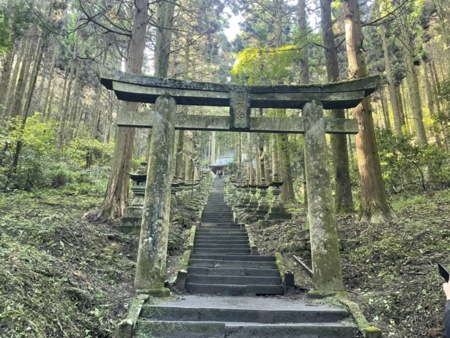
xmin=98 ymin=66 xmax=379 ymax=133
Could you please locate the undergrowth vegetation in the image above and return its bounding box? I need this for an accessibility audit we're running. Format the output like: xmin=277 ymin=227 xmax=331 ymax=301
xmin=0 ymin=190 xmax=136 ymax=337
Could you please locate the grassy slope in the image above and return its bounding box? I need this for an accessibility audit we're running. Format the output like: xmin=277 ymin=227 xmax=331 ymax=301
xmin=0 ymin=189 xmax=136 ymax=338
xmin=252 ymin=188 xmax=450 ymax=338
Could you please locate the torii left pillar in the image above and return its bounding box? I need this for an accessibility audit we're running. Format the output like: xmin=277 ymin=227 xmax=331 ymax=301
xmin=135 ymin=94 xmax=176 ymax=295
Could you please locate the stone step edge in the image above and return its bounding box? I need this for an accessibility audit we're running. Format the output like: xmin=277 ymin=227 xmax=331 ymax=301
xmin=186 ymin=274 xmax=282 ymax=285
xmin=187 ymin=267 xmax=280 ymax=277
xmin=135 ymin=320 xmax=357 ymax=338
xmin=185 ymin=283 xmax=285 ymax=296
xmin=189 ymin=255 xmax=275 ymax=261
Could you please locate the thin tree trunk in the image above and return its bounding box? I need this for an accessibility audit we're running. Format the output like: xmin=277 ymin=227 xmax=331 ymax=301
xmin=9 ymin=38 xmax=34 ymax=117
xmin=380 ymin=22 xmax=403 ymax=135
xmin=380 ymin=86 xmax=391 ymax=129
xmin=0 ymin=51 xmax=14 ymax=118
xmin=42 ymin=47 xmax=57 ymax=121
xmin=399 ymin=16 xmax=427 ymax=144
xmin=297 ymin=0 xmax=309 ymax=84
xmin=58 ymin=62 xmax=76 ymax=147
xmin=5 ymin=44 xmax=24 ymax=117
xmin=91 ymin=82 xmax=103 ymax=139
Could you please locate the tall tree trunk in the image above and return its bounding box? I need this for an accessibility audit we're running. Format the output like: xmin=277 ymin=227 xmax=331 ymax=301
xmin=380 ymin=86 xmax=391 ymax=129
xmin=154 ymin=0 xmax=176 ymax=77
xmin=100 ymin=0 xmax=149 ymax=219
xmin=42 ymin=47 xmax=57 ymax=121
xmin=5 ymin=44 xmax=24 ymax=117
xmin=321 ymin=0 xmax=354 ymax=213
xmin=58 ymin=62 xmax=76 ymax=147
xmin=279 ymin=133 xmax=296 ymax=203
xmin=399 ymin=16 xmax=428 ymax=144
xmin=0 ymin=51 xmax=14 ymax=118
xmin=297 ymin=0 xmax=310 ymax=84
xmin=91 ymin=82 xmax=103 ymax=139
xmin=343 ymin=0 xmax=391 ymax=222
xmin=380 ymin=23 xmax=404 ymax=135
xmin=210 ymin=131 xmax=216 ymax=164
xmin=9 ymin=38 xmax=33 ymax=117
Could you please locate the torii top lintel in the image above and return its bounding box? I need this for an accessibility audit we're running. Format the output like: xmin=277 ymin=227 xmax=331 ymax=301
xmin=98 ymin=66 xmax=380 ymax=111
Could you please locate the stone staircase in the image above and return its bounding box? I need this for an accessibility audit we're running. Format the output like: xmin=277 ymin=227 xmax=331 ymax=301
xmin=186 ymin=177 xmax=284 ymax=296
xmin=133 ymin=177 xmax=359 ymax=337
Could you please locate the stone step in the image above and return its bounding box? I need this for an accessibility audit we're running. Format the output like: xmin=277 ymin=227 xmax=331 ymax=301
xmin=200 ymin=223 xmax=235 ymax=227
xmin=141 ymin=303 xmax=349 ymax=324
xmin=195 ymin=232 xmax=247 ymax=236
xmin=202 ymin=208 xmax=233 ymax=217
xmin=190 ymin=254 xmax=275 ymax=261
xmin=186 ymin=274 xmax=282 ymax=285
xmin=193 ymin=248 xmax=251 ymax=255
xmin=195 ymin=230 xmax=246 ymax=235
xmin=195 ymin=236 xmax=248 ymax=241
xmin=194 ymin=243 xmax=250 ymax=249
xmin=188 ymin=267 xmax=280 ymax=277
xmin=135 ymin=320 xmax=357 ymax=338
xmin=194 ymin=242 xmax=249 ymax=247
xmin=202 ymin=218 xmax=234 ymax=222
xmin=201 ymin=219 xmax=234 ymax=223
xmin=186 ymin=283 xmax=284 ymax=295
xmin=189 ymin=259 xmax=277 ymax=269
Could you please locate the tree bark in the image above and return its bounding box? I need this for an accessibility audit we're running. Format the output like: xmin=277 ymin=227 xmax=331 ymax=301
xmin=0 ymin=51 xmax=14 ymax=118
xmin=399 ymin=16 xmax=427 ymax=144
xmin=321 ymin=0 xmax=354 ymax=213
xmin=297 ymin=0 xmax=310 ymax=84
xmin=380 ymin=23 xmax=404 ymax=135
xmin=9 ymin=38 xmax=33 ymax=117
xmin=100 ymin=0 xmax=149 ymax=219
xmin=42 ymin=47 xmax=57 ymax=121
xmin=343 ymin=0 xmax=391 ymax=222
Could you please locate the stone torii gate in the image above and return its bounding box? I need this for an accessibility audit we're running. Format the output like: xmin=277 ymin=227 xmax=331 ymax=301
xmin=98 ymin=67 xmax=380 ymax=294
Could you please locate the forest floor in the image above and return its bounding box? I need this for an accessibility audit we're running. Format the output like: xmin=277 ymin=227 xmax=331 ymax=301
xmin=0 ymin=189 xmax=137 ymax=338
xmin=251 ymin=188 xmax=450 ymax=338
xmin=1 ymin=186 xmax=449 ymax=337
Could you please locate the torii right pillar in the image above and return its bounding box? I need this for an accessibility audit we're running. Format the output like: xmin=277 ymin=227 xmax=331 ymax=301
xmin=303 ymin=100 xmax=344 ymax=291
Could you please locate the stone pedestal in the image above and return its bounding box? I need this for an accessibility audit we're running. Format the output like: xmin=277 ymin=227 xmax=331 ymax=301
xmin=234 ymin=185 xmax=250 ymax=210
xmin=266 ymin=182 xmax=292 ymax=221
xmin=121 ymin=162 xmax=147 ymax=234
xmin=256 ymin=185 xmax=270 ymax=216
xmin=245 ymin=185 xmax=259 ymax=212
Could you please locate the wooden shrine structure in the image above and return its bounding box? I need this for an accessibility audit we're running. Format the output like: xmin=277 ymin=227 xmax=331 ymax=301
xmin=98 ymin=66 xmax=380 ymax=294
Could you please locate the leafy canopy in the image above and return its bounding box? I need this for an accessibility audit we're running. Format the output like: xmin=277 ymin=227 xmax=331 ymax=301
xmin=231 ymin=45 xmax=303 ymax=85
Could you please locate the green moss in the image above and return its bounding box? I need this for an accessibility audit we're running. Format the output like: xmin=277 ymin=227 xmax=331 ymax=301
xmin=188 ymin=226 xmax=196 ymax=249
xmin=180 ymin=250 xmax=191 ymax=270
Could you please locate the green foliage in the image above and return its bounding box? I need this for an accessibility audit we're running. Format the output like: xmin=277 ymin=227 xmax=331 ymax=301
xmin=0 ymin=0 xmax=32 ymax=54
xmin=1 ymin=115 xmax=59 ymax=190
xmin=0 ymin=115 xmax=112 ymax=192
xmin=376 ymin=128 xmax=450 ymax=192
xmin=66 ymin=133 xmax=113 ymax=168
xmin=231 ymin=45 xmax=304 ymax=85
